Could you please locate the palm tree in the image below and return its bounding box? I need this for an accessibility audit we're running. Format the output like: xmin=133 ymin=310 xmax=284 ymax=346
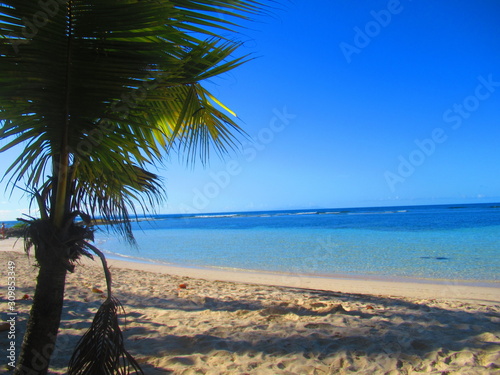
xmin=0 ymin=1 xmax=268 ymax=373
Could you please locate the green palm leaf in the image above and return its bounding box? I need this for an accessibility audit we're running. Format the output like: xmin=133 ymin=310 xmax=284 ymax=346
xmin=1 ymin=1 xmax=249 ymax=231
xmin=1 ymin=0 xmax=270 ymax=373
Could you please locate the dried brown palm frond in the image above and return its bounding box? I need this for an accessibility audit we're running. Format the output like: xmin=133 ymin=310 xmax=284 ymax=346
xmin=67 ymin=296 xmax=143 ymax=375
xmin=68 ymin=244 xmax=143 ymax=375
xmin=20 ymin=210 xmax=95 ymax=271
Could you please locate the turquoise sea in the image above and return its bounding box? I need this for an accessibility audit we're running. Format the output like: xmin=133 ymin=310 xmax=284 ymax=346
xmin=95 ymin=203 xmax=500 ymax=284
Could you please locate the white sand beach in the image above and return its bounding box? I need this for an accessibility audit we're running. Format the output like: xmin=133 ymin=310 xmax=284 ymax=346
xmin=1 ymin=238 xmax=499 ymax=374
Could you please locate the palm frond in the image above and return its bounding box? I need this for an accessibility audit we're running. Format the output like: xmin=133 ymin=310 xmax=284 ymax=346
xmin=20 ymin=212 xmax=95 ymax=270
xmin=67 ymin=296 xmax=143 ymax=375
xmin=70 ymin=162 xmax=165 ymax=242
xmin=1 ymin=0 xmax=262 ymax=227
xmin=2 ymin=0 xmax=270 ymax=372
xmin=68 ymin=243 xmax=143 ymax=375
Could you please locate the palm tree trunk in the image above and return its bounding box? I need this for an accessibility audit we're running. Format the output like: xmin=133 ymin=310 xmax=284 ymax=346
xmin=14 ymin=258 xmax=68 ymax=374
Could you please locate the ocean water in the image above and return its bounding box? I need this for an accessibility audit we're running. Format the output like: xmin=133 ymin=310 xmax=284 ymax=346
xmin=94 ymin=203 xmax=500 ymax=283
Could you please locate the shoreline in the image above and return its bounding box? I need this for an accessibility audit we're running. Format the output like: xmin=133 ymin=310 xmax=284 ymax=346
xmin=104 ymin=252 xmax=500 ymax=288
xmin=100 ymin=257 xmax=500 ymax=305
xmin=1 ymin=237 xmax=499 ymax=374
xmin=2 ymin=238 xmax=499 ymax=304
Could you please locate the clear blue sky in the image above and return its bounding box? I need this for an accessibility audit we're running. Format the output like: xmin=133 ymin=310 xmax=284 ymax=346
xmin=1 ymin=0 xmax=500 ymax=220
